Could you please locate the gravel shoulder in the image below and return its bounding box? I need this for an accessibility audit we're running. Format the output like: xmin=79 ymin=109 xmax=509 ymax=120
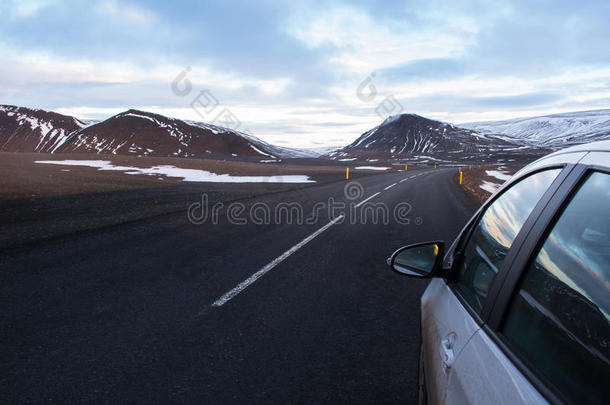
xmin=0 ymin=152 xmax=386 ymax=249
xmin=456 ymin=165 xmax=521 ymax=204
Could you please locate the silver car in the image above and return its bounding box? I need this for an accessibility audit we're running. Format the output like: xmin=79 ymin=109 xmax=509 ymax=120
xmin=388 ymin=141 xmax=610 ymax=404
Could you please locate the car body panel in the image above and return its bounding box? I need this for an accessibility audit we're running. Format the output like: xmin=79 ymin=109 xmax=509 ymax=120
xmin=446 ymin=328 xmax=548 ymax=404
xmin=420 ymin=279 xmax=480 ymax=404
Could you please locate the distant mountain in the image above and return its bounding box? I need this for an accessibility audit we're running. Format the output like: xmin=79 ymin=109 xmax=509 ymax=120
xmin=0 ymin=105 xmax=315 ymax=159
xmin=333 ymin=113 xmax=533 ymax=162
xmin=5 ymin=104 xmax=608 ymax=163
xmin=461 ymin=109 xmax=610 ymax=148
xmin=0 ymin=105 xmax=87 ymax=153
xmin=306 ymin=145 xmax=342 ymax=156
xmin=57 ymin=109 xmax=281 ymax=158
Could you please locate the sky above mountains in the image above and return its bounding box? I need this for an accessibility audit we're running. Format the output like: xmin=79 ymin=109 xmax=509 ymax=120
xmin=1 ymin=0 xmax=609 ymax=148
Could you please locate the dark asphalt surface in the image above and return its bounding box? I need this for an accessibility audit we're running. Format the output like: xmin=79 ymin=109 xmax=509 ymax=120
xmin=1 ymin=168 xmax=478 ymax=404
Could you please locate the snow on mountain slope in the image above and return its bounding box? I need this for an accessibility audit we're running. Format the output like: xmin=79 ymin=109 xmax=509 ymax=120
xmin=0 ymin=105 xmax=87 ymax=153
xmin=461 ymin=109 xmax=610 ymax=148
xmin=55 ymin=109 xmax=287 ymax=158
xmin=228 ymin=129 xmax=320 ymax=158
xmin=307 ymin=145 xmax=342 ymax=155
xmin=0 ymin=105 xmax=313 ymax=159
xmin=335 ymin=113 xmax=527 ymax=162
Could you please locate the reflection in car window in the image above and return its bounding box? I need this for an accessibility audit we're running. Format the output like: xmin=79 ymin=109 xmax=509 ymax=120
xmin=502 ymin=172 xmax=610 ymax=405
xmin=454 ymin=169 xmax=561 ymax=313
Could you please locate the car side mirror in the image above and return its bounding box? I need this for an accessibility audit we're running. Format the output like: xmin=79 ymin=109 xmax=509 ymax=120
xmin=387 ymin=241 xmax=445 ymax=278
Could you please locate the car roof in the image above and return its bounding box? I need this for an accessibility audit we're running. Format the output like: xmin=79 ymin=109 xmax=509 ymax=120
xmin=508 ymin=140 xmax=610 ymax=183
xmin=547 ymin=140 xmax=610 ymax=155
xmin=528 ymin=140 xmax=610 ymax=168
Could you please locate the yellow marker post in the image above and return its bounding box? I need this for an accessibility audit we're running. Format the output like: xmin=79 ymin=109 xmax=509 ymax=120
xmin=346 ymin=167 xmax=349 ymax=180
xmin=405 ymin=164 xmax=408 ymax=171
xmin=434 ymin=164 xmax=437 ymax=169
xmin=460 ymin=171 xmax=463 ymax=185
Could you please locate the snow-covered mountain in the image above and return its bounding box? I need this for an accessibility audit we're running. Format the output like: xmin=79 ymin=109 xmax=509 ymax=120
xmin=59 ymin=109 xmax=282 ymax=158
xmin=0 ymin=105 xmax=88 ymax=153
xmin=333 ymin=113 xmax=532 ymax=162
xmin=5 ymin=104 xmax=608 ymax=162
xmin=0 ymin=105 xmax=314 ymax=159
xmin=461 ymin=109 xmax=610 ymax=148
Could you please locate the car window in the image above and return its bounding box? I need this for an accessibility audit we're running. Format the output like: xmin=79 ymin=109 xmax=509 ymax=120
xmin=501 ymin=172 xmax=610 ymax=405
xmin=453 ymin=169 xmax=561 ymax=313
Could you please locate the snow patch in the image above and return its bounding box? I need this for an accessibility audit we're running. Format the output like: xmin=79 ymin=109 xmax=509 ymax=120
xmin=485 ymin=170 xmax=511 ymax=181
xmin=35 ymin=160 xmax=315 ymax=183
xmin=355 ymin=166 xmax=390 ymax=171
xmin=480 ymin=180 xmax=501 ymax=194
xmin=249 ymin=144 xmax=276 ymax=158
xmin=381 ymin=115 xmax=401 ymax=126
xmin=123 ymin=112 xmax=157 ymax=123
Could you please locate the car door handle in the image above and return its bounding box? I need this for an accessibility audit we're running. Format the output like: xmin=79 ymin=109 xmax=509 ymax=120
xmin=440 ymin=333 xmax=457 ymax=372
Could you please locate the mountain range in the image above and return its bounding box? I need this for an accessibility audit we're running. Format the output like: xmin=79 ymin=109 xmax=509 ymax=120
xmin=2 ymin=104 xmax=609 ymax=162
xmin=461 ymin=109 xmax=610 ymax=148
xmin=0 ymin=105 xmax=315 ymax=159
xmin=332 ymin=113 xmax=535 ymax=163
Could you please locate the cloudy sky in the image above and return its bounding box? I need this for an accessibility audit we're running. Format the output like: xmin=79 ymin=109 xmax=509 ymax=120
xmin=1 ymin=0 xmax=609 ymax=148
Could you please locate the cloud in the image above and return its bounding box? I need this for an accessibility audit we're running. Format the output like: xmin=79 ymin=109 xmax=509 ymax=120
xmin=1 ymin=0 xmax=610 ymax=148
xmin=469 ymin=93 xmax=561 ymax=107
xmin=285 ymin=4 xmax=473 ymax=75
xmin=380 ymin=58 xmax=467 ymax=81
xmin=3 ymin=0 xmax=49 ymax=19
xmin=96 ymin=1 xmax=157 ymax=26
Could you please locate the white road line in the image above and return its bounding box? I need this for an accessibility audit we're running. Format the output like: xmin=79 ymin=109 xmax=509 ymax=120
xmin=212 ymin=214 xmax=345 ymax=307
xmin=384 ymin=183 xmax=397 ymax=191
xmin=355 ymin=191 xmax=381 ymax=208
xmin=399 ymin=178 xmax=408 ymax=183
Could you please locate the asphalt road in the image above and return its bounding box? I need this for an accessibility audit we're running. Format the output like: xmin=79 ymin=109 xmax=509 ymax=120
xmin=1 ymin=168 xmax=478 ymax=404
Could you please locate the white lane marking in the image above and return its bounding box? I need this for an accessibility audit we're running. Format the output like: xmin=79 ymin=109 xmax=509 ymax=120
xmin=384 ymin=183 xmax=397 ymax=191
xmin=355 ymin=192 xmax=381 ymax=208
xmin=212 ymin=214 xmax=345 ymax=307
xmin=399 ymin=178 xmax=408 ymax=183
xmin=212 ymin=180 xmax=402 ymax=308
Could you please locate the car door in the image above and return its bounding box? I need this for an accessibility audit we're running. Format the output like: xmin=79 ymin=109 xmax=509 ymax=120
xmin=422 ymin=167 xmax=565 ymax=404
xmin=448 ymin=167 xmax=610 ymax=405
